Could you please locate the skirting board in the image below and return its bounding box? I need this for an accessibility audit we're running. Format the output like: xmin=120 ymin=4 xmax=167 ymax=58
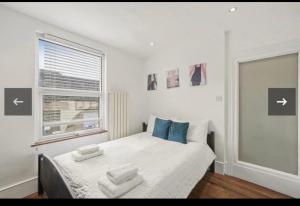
xmin=215 ymin=161 xmax=224 ymax=175
xmin=0 ymin=177 xmax=37 ymax=198
xmin=232 ymin=164 xmax=300 ymax=198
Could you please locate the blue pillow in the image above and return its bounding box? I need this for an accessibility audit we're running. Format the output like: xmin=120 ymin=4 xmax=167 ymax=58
xmin=152 ymin=118 xmax=172 ymax=140
xmin=168 ymin=121 xmax=189 ymax=144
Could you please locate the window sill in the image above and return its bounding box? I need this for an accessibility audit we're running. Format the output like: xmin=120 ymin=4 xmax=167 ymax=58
xmin=31 ymin=130 xmax=108 ymax=147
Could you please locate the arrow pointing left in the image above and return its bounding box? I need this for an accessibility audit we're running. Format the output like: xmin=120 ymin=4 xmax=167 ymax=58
xmin=13 ymin=98 xmax=24 ymax=106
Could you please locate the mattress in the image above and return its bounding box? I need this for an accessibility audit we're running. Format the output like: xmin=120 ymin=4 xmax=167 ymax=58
xmin=53 ymin=132 xmax=216 ymax=198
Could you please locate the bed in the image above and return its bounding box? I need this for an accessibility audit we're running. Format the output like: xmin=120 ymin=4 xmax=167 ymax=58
xmin=38 ymin=131 xmax=215 ymax=198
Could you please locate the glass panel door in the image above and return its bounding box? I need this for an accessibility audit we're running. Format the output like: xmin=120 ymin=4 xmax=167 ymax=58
xmin=239 ymin=53 xmax=298 ymax=175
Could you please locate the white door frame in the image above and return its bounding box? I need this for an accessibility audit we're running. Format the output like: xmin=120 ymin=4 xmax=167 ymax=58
xmin=227 ymin=48 xmax=300 ymax=198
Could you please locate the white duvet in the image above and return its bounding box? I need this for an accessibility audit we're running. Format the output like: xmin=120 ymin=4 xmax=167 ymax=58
xmin=53 ymin=132 xmax=216 ymax=198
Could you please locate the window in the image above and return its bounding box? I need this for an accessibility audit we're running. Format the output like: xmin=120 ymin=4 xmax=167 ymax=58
xmin=37 ymin=34 xmax=105 ymax=140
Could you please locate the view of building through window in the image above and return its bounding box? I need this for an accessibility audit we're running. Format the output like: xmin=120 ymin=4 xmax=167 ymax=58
xmin=42 ymin=95 xmax=100 ymax=136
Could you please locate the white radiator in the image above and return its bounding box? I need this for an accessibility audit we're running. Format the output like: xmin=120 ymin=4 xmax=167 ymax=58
xmin=108 ymin=91 xmax=129 ymax=139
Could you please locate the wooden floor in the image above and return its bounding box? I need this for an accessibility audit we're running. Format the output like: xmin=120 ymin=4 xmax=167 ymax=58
xmin=188 ymin=172 xmax=290 ymax=198
xmin=25 ymin=172 xmax=290 ymax=199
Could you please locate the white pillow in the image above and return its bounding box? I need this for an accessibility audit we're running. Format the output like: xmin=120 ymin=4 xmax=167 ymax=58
xmin=146 ymin=114 xmax=173 ymax=134
xmin=186 ymin=120 xmax=209 ymax=144
xmin=146 ymin=114 xmax=156 ymax=133
xmin=172 ymin=119 xmax=209 ymax=144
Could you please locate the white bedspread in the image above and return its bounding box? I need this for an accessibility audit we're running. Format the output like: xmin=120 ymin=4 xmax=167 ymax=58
xmin=53 ymin=132 xmax=216 ymax=198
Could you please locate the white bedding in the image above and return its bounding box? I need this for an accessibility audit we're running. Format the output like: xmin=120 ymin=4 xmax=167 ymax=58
xmin=53 ymin=132 xmax=216 ymax=198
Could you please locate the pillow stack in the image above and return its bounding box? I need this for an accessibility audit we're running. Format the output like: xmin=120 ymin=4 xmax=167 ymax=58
xmin=147 ymin=114 xmax=208 ymax=144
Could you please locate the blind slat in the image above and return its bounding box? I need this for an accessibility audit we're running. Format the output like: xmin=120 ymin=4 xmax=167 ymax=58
xmin=44 ymin=52 xmax=101 ymax=68
xmin=44 ymin=42 xmax=101 ymax=59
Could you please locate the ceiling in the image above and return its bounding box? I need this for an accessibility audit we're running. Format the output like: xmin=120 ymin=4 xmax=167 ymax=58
xmin=1 ymin=2 xmax=300 ymax=59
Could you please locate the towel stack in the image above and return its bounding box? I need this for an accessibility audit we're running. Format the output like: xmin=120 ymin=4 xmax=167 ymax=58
xmin=98 ymin=164 xmax=144 ymax=198
xmin=72 ymin=144 xmax=103 ymax=162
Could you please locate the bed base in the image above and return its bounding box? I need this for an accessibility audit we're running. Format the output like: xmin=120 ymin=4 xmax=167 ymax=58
xmin=38 ymin=132 xmax=215 ymax=198
xmin=38 ymin=154 xmax=74 ymax=198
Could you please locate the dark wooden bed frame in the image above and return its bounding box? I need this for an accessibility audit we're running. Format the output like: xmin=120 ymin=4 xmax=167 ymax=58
xmin=37 ymin=131 xmax=215 ymax=198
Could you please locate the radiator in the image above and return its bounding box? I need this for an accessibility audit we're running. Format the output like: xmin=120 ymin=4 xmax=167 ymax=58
xmin=108 ymin=91 xmax=129 ymax=139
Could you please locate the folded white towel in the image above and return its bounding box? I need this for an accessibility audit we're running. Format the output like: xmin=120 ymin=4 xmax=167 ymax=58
xmin=107 ymin=164 xmax=138 ymax=185
xmin=98 ymin=174 xmax=143 ymax=198
xmin=77 ymin=144 xmax=99 ymax=155
xmin=72 ymin=149 xmax=103 ymax=162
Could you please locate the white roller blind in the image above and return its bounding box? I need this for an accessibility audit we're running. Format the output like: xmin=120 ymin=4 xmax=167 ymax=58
xmin=39 ymin=39 xmax=103 ymax=92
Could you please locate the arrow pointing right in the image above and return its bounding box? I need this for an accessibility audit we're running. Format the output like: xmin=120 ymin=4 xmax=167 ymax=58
xmin=276 ymin=98 xmax=287 ymax=106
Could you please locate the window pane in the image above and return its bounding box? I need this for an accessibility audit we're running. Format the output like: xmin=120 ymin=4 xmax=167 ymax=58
xmin=42 ymin=95 xmax=102 ymax=136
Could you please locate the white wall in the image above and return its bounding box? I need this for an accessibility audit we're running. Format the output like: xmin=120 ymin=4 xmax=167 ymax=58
xmin=143 ymin=31 xmax=225 ymax=163
xmin=0 ymin=6 xmax=144 ymax=197
xmin=141 ymin=5 xmax=300 ymax=169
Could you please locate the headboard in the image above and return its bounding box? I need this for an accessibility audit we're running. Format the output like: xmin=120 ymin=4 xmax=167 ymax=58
xmin=207 ymin=131 xmax=215 ymax=172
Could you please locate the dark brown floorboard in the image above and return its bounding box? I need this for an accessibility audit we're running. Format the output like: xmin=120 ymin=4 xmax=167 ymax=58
xmin=188 ymin=172 xmax=290 ymax=198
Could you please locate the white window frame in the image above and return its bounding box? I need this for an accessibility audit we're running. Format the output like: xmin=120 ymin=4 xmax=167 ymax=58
xmin=35 ymin=32 xmax=106 ymax=141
